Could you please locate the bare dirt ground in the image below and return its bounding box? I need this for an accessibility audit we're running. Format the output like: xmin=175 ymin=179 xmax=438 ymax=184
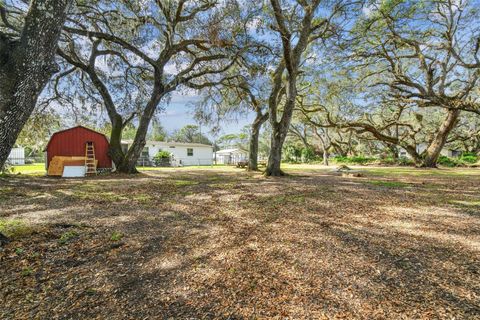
xmin=1 ymin=166 xmax=479 ymax=319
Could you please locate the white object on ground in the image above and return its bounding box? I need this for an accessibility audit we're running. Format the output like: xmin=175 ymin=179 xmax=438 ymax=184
xmin=62 ymin=166 xmax=86 ymax=178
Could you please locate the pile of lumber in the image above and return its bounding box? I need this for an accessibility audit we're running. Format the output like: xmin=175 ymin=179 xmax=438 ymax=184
xmin=47 ymin=156 xmax=90 ymax=176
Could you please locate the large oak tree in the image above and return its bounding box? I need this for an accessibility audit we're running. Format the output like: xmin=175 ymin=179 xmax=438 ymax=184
xmin=0 ymin=0 xmax=72 ymax=170
xmin=59 ymin=0 xmax=240 ymax=173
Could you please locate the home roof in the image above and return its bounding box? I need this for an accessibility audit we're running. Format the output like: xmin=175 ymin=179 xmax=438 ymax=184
xmin=121 ymin=140 xmax=213 ymax=148
xmin=216 ymin=148 xmax=247 ymax=154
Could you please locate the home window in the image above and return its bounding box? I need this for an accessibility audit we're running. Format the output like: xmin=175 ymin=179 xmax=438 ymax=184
xmin=187 ymin=148 xmax=193 ymax=156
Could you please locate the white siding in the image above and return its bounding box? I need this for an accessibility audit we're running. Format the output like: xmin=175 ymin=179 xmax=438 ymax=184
xmin=146 ymin=143 xmax=213 ymax=166
xmin=7 ymin=148 xmax=25 ymax=165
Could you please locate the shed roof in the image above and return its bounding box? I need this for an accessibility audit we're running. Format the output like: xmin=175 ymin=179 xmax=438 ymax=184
xmin=45 ymin=126 xmax=109 ymax=151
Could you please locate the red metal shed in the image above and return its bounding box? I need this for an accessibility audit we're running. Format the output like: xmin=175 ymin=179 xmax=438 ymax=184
xmin=45 ymin=126 xmax=112 ymax=168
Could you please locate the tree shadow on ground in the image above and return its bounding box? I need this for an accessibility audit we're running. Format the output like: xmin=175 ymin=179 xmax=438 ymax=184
xmin=0 ymin=169 xmax=479 ymax=319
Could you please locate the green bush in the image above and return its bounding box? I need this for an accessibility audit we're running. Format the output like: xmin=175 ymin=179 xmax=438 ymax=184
xmin=332 ymin=155 xmax=414 ymax=166
xmin=300 ymin=147 xmax=316 ymax=163
xmin=437 ymin=156 xmax=460 ymax=167
xmin=378 ymin=156 xmax=396 ymax=165
xmin=153 ymin=151 xmax=171 ymax=166
xmin=283 ymin=145 xmax=302 ymax=163
xmin=397 ymin=156 xmax=414 ymax=166
xmin=459 ymin=152 xmax=478 ymax=164
xmin=333 ymin=156 xmax=376 ymax=165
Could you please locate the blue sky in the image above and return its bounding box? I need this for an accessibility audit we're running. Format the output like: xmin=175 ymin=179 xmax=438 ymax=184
xmin=160 ymin=93 xmax=254 ymax=137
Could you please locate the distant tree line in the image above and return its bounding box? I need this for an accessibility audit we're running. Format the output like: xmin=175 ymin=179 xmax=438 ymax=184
xmin=1 ymin=0 xmax=479 ymax=173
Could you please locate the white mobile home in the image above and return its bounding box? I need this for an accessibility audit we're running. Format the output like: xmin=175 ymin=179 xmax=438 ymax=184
xmin=121 ymin=140 xmax=213 ymax=166
xmin=7 ymin=147 xmax=25 ymax=165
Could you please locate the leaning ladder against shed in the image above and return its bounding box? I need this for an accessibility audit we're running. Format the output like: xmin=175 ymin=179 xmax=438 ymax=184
xmin=85 ymin=142 xmax=97 ymax=175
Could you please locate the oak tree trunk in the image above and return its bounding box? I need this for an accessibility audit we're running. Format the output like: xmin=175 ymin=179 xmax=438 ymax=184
xmin=421 ymin=109 xmax=461 ymax=168
xmin=248 ymin=113 xmax=268 ymax=171
xmin=388 ymin=144 xmax=399 ymax=161
xmin=116 ymin=91 xmax=164 ymax=174
xmin=265 ymin=122 xmax=290 ymax=176
xmin=323 ymin=149 xmax=329 ymax=166
xmin=0 ymin=0 xmax=72 ymax=169
xmin=108 ymin=115 xmax=127 ymax=168
xmin=404 ymin=146 xmax=423 ymax=166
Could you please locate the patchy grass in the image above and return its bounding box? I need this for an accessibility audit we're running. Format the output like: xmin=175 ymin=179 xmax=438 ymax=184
xmin=449 ymin=199 xmax=480 ymax=207
xmin=0 ymin=186 xmax=14 ymax=200
xmin=359 ymin=166 xmax=480 ymax=177
xmin=172 ymin=179 xmax=199 ymax=186
xmin=0 ymin=219 xmax=34 ymax=239
xmin=58 ymin=231 xmax=79 ymax=245
xmin=367 ymin=180 xmax=411 ymax=188
xmin=110 ymin=231 xmax=123 ymax=242
xmin=1 ymin=167 xmax=479 ymax=319
xmin=20 ymin=267 xmax=34 ymax=277
xmin=11 ymin=163 xmax=45 ymax=174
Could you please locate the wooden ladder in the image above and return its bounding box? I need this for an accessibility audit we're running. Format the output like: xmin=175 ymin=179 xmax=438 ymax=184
xmin=85 ymin=142 xmax=97 ymax=175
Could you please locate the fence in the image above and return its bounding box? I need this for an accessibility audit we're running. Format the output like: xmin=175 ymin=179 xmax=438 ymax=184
xmin=136 ymin=156 xmax=213 ymax=167
xmin=5 ymin=157 xmax=45 ymax=166
xmin=6 ymin=156 xmax=213 ymax=168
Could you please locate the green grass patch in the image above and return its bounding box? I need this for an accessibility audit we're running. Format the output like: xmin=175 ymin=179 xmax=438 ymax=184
xmin=173 ymin=179 xmax=199 ymax=186
xmin=132 ymin=194 xmax=153 ymax=203
xmin=110 ymin=231 xmax=123 ymax=241
xmin=449 ymin=200 xmax=480 ymax=207
xmin=332 ymin=156 xmax=377 ymax=165
xmin=74 ymin=190 xmax=127 ymax=202
xmin=72 ymin=184 xmax=155 ymax=205
xmin=209 ymin=182 xmax=236 ymax=189
xmin=21 ymin=267 xmax=34 ymax=277
xmin=11 ymin=163 xmax=45 ymax=174
xmin=0 ymin=186 xmax=15 ymax=200
xmin=58 ymin=231 xmax=79 ymax=245
xmin=361 ymin=167 xmax=480 ymax=177
xmin=0 ymin=219 xmax=34 ymax=239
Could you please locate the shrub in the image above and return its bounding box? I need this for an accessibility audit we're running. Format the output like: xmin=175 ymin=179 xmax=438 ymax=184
xmin=300 ymin=147 xmax=316 ymax=163
xmin=459 ymin=152 xmax=478 ymax=164
xmin=283 ymin=145 xmax=302 ymax=163
xmin=153 ymin=150 xmax=171 ymax=166
xmin=333 ymin=156 xmax=376 ymax=165
xmin=397 ymin=156 xmax=414 ymax=166
xmin=332 ymin=155 xmax=415 ymax=166
xmin=437 ymin=156 xmax=460 ymax=167
xmin=378 ymin=156 xmax=396 ymax=165
xmin=332 ymin=156 xmax=349 ymax=163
